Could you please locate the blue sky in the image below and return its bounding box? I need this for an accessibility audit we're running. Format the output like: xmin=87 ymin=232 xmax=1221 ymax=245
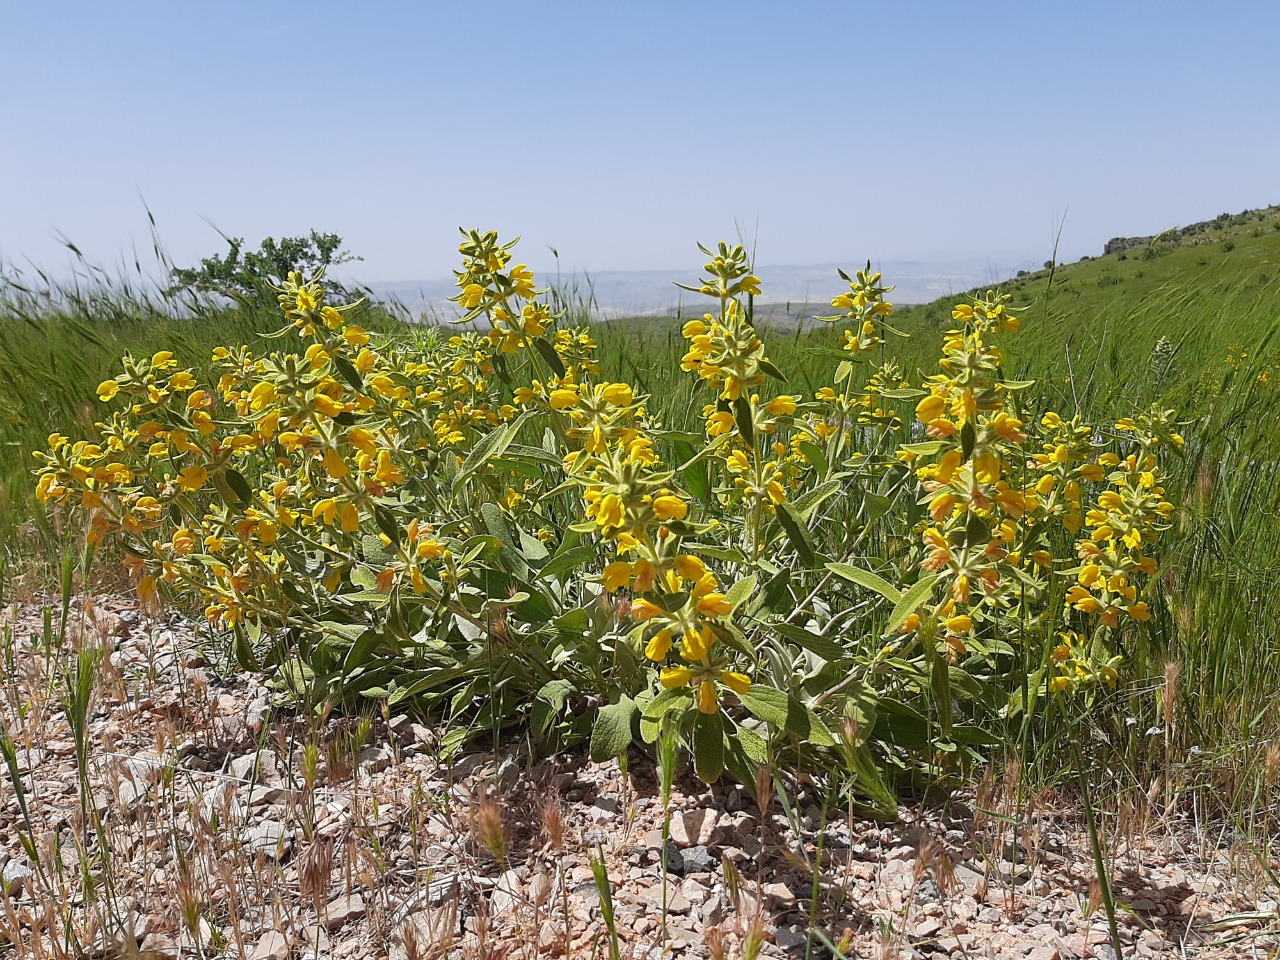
xmin=3 ymin=1 xmax=1278 ymax=285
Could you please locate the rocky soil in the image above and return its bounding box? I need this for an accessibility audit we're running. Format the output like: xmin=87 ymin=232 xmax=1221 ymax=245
xmin=0 ymin=594 xmax=1277 ymax=959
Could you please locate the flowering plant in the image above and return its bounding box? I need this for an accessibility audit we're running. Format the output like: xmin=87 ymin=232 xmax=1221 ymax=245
xmin=35 ymin=230 xmax=1179 ymax=800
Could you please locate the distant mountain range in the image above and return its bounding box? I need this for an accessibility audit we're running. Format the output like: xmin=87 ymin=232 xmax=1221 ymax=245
xmin=362 ymin=257 xmax=1042 ymax=322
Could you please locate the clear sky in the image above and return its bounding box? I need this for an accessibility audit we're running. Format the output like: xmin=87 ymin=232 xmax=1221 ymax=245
xmin=3 ymin=1 xmax=1278 ymax=285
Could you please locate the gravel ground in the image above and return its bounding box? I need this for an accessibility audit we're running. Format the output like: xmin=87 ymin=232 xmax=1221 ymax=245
xmin=0 ymin=594 xmax=1276 ymax=959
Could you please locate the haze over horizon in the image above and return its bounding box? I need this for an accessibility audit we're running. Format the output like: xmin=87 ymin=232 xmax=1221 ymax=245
xmin=3 ymin=1 xmax=1278 ymax=290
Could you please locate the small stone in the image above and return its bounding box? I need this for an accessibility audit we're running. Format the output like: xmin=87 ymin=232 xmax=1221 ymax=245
xmin=490 ymin=868 xmax=523 ymax=916
xmin=324 ymin=893 xmax=367 ymax=930
xmin=243 ymin=820 xmax=291 ymax=859
xmin=529 ymin=870 xmax=555 ymax=906
xmin=244 ymin=694 xmax=271 ymax=734
xmin=669 ymin=809 xmax=720 ymax=847
xmin=139 ymin=931 xmax=180 ymax=960
xmin=1 ymin=861 xmax=33 ymax=897
xmin=642 ymin=886 xmax=691 ymax=915
xmin=761 ymin=881 xmax=796 ymax=906
xmin=678 ymin=877 xmax=710 ymax=905
xmin=358 ymin=744 xmax=393 ymax=774
xmin=680 ymin=845 xmax=715 ymax=874
xmin=914 ymin=918 xmax=943 ymax=939
xmin=589 ymin=797 xmax=618 ymax=822
xmin=249 ymin=930 xmax=290 ymax=960
xmin=773 ymin=924 xmax=808 ymax=950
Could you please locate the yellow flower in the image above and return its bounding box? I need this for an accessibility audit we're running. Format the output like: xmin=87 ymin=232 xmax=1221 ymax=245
xmin=706 ymin=411 xmax=735 ymax=437
xmin=449 ymin=281 xmax=483 ymax=310
xmin=696 ymin=680 xmax=718 ymax=714
xmin=916 ymin=393 xmax=946 ymax=423
xmin=719 ymin=670 xmax=751 ymax=695
xmin=313 ymin=395 xmax=344 ymax=417
xmin=176 ymin=465 xmax=208 ymax=491
xmin=417 ymin=539 xmax=446 ymax=560
xmin=672 ymin=555 xmax=707 ymax=582
xmin=323 ymin=447 xmax=350 ymax=479
xmin=373 ymin=450 xmax=404 ymax=485
xmin=97 ymin=380 xmax=121 ymax=402
xmin=1126 ymin=602 xmax=1151 ymax=621
xmin=151 ymin=351 xmax=176 ymax=370
xmin=339 ymin=502 xmax=359 ymax=533
xmin=601 ymin=383 xmax=633 ymax=406
xmin=764 ymin=395 xmax=796 ymax=416
xmin=342 ymin=325 xmax=370 ymax=347
xmin=944 ymin=614 xmax=973 ymax=634
xmin=549 ymin=388 xmax=578 ymax=410
xmin=631 ymin=598 xmax=664 ymax=621
xmin=169 ymin=371 xmax=196 ymax=391
xmin=602 ymin=562 xmax=632 ymax=592
xmin=313 ymin=498 xmax=338 ymax=525
xmin=652 ymin=495 xmax=688 ymax=521
xmin=696 ymin=593 xmax=732 ymax=618
xmin=645 ymin=628 xmax=673 ymax=661
xmin=595 ymin=493 xmax=625 ymax=530
xmin=660 ymin=666 xmax=693 ymax=689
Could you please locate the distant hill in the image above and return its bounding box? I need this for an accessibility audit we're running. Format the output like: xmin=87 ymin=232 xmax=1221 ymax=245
xmin=365 ymin=257 xmax=1040 ymax=321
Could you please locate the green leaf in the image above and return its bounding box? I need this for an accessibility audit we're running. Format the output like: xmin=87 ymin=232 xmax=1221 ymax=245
xmin=332 ymin=355 xmax=364 ymax=390
xmin=590 ymin=695 xmax=638 ymax=762
xmin=232 ymin=624 xmax=259 ymax=671
xmin=825 ymin=562 xmax=900 ymax=603
xmin=723 ymin=575 xmax=757 ymax=614
xmin=642 ymin=685 xmax=693 ymax=720
xmin=453 ymin=412 xmax=532 ymax=493
xmin=501 ymin=443 xmax=564 ymax=468
xmin=899 ymin=440 xmax=948 ymax=457
xmin=872 ymin=698 xmax=931 ymax=749
xmin=756 ymin=567 xmax=792 ymax=615
xmin=374 ymin=505 xmax=401 ymax=544
xmin=693 ymin=711 xmax=724 ymax=782
xmin=772 ymin=622 xmax=847 ymax=662
xmin=540 ymin=545 xmax=596 ymax=581
xmin=732 ymin=395 xmax=755 ymax=446
xmin=739 ymin=685 xmax=836 ymax=747
xmin=683 ymin=544 xmax=747 ymax=563
xmin=758 ymin=358 xmax=787 ymax=382
xmin=791 ymin=478 xmax=843 ymax=521
xmin=862 ymin=492 xmax=893 ymax=523
xmin=533 ymin=337 xmax=567 ymax=377
xmin=518 ymin=527 xmax=550 ymax=562
xmin=774 ymin=501 xmax=816 ymax=568
xmin=796 ymin=439 xmax=827 ymax=474
xmin=481 ymin=502 xmax=530 ymax=579
xmin=885 ymin=574 xmax=937 ymax=633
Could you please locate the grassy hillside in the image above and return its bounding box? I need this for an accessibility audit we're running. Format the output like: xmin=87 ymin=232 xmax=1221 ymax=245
xmin=895 ymin=204 xmax=1280 ymax=403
